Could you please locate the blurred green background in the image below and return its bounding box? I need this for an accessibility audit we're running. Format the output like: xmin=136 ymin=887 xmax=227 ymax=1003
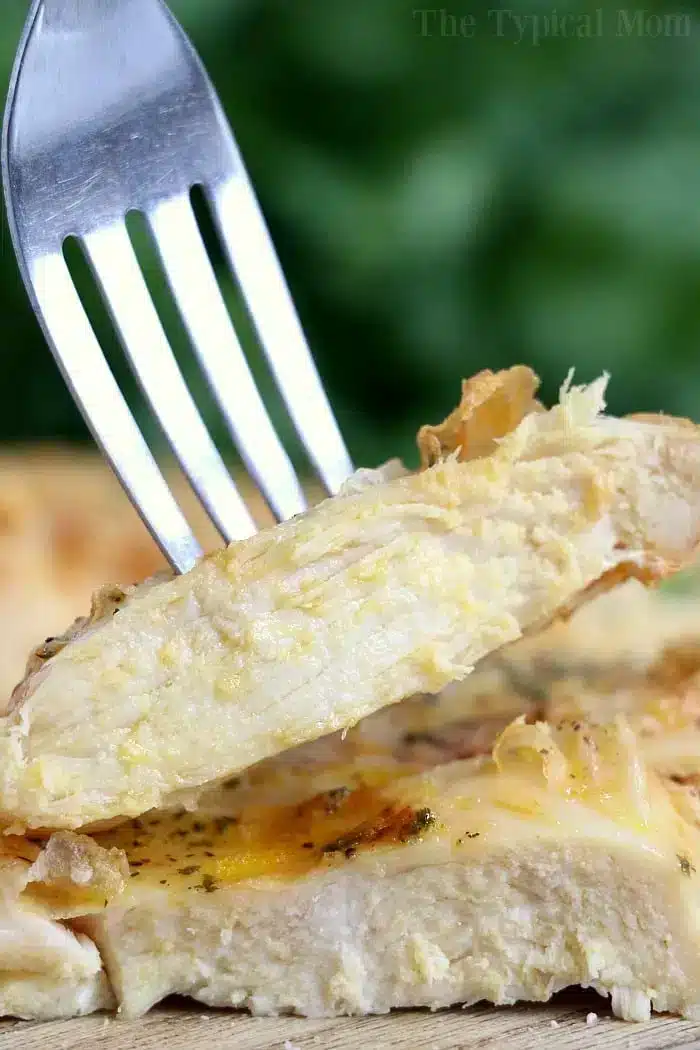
xmin=2 ymin=0 xmax=700 ymax=471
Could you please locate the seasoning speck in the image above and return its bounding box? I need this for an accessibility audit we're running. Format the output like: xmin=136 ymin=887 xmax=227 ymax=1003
xmin=213 ymin=817 xmax=238 ymax=834
xmin=678 ymin=854 xmax=696 ymax=877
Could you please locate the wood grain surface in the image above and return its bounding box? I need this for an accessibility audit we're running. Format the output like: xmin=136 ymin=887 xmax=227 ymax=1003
xmin=2 ymin=992 xmax=700 ymax=1050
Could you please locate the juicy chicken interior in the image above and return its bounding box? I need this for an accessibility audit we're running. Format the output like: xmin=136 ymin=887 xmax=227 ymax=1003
xmin=4 ymin=366 xmax=700 ymax=1025
xmin=0 ymin=831 xmax=124 ymax=1019
xmin=0 ymin=448 xmax=280 ymax=705
xmin=4 ymin=368 xmax=700 ymax=832
xmin=4 ymin=579 xmax=700 ymax=1022
xmin=81 ymin=715 xmax=700 ymax=1022
xmin=71 ymin=583 xmax=700 ymax=1022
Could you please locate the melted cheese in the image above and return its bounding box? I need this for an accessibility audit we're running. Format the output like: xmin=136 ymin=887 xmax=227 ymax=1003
xmin=94 ymin=719 xmax=700 ymax=895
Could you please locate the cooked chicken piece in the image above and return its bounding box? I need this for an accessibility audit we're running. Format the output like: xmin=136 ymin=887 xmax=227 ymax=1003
xmin=86 ymin=719 xmax=700 ymax=1022
xmin=371 ymin=578 xmax=700 ymax=779
xmin=497 ymin=576 xmax=700 ymax=692
xmin=0 ymin=448 xmax=282 ymax=706
xmin=6 ymin=581 xmax=700 ymax=1023
xmin=4 ymin=369 xmax=700 ymax=832
xmin=416 ymin=363 xmax=543 ymax=466
xmin=164 ymin=580 xmax=700 ymax=818
xmin=0 ymin=830 xmax=125 ymax=1019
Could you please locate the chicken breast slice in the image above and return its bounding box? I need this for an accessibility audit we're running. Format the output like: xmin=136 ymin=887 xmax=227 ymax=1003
xmin=3 ymin=368 xmax=700 ymax=832
xmin=0 ymin=831 xmax=125 ymax=1019
xmin=168 ymin=579 xmax=700 ymax=818
xmin=87 ymin=719 xmax=700 ymax=1022
xmin=8 ymin=580 xmax=700 ymax=1023
xmin=367 ymin=577 xmax=700 ymax=783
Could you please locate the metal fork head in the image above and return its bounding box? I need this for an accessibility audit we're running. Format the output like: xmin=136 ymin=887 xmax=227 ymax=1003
xmin=3 ymin=0 xmax=353 ymax=572
xmin=9 ymin=0 xmax=231 ymax=251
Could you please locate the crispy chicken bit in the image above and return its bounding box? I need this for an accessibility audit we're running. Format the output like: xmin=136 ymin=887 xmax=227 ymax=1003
xmin=417 ymin=365 xmax=542 ymax=467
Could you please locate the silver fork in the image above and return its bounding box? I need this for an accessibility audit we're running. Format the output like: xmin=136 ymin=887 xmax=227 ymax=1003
xmin=2 ymin=0 xmax=353 ymax=573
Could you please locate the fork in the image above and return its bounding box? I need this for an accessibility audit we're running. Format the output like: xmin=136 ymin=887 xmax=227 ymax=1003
xmin=2 ymin=0 xmax=353 ymax=573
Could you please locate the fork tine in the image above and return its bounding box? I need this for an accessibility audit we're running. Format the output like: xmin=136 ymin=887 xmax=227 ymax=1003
xmin=29 ymin=251 xmax=202 ymax=573
xmin=209 ymin=177 xmax=354 ymax=496
xmin=83 ymin=221 xmax=256 ymax=545
xmin=147 ymin=194 xmax=307 ymax=523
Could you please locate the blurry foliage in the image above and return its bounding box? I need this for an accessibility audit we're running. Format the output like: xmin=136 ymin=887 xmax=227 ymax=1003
xmin=2 ymin=0 xmax=700 ymax=471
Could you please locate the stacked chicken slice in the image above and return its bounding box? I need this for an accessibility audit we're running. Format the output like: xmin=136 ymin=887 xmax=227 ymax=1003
xmin=4 ymin=367 xmax=700 ymax=1022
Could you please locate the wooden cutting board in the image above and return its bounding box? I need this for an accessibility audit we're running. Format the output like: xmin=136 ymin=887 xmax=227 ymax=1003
xmin=2 ymin=993 xmax=700 ymax=1050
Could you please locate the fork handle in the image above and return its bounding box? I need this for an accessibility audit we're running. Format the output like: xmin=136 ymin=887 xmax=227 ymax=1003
xmin=42 ymin=0 xmax=144 ymax=30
